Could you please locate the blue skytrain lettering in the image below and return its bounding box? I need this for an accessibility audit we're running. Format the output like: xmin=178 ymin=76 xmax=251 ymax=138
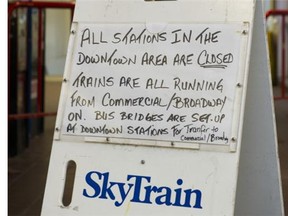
xmin=82 ymin=171 xmax=203 ymax=209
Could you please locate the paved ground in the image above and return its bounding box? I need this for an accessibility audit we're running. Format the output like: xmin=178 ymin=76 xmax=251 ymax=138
xmin=275 ymin=99 xmax=288 ymax=214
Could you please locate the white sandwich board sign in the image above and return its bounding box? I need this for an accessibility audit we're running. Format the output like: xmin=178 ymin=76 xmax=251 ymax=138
xmin=41 ymin=0 xmax=284 ymax=215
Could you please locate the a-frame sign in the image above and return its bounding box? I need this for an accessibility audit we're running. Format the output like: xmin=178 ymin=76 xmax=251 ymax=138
xmin=41 ymin=0 xmax=284 ymax=215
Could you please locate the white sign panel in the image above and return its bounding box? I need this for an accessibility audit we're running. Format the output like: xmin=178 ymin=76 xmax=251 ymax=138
xmin=42 ymin=1 xmax=284 ymax=216
xmin=43 ymin=1 xmax=285 ymax=216
xmin=61 ymin=23 xmax=246 ymax=146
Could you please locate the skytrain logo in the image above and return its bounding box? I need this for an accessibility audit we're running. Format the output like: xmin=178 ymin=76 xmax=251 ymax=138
xmin=82 ymin=171 xmax=203 ymax=209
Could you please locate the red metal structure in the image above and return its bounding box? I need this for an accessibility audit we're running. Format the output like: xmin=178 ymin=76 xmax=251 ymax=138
xmin=8 ymin=1 xmax=75 ymax=156
xmin=266 ymin=9 xmax=288 ymax=100
xmin=8 ymin=1 xmax=75 ymax=121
